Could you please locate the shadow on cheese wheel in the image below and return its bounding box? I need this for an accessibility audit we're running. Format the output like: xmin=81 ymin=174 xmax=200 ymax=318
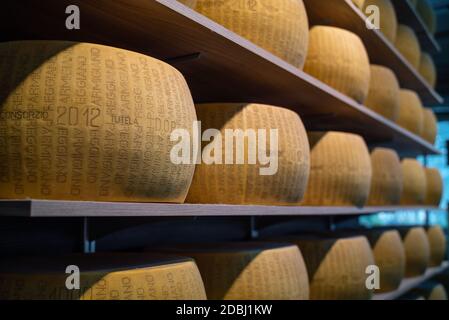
xmin=419 ymin=53 xmax=437 ymax=88
xmin=400 ymin=159 xmax=427 ymax=205
xmin=0 ymin=41 xmax=197 ymax=203
xmin=186 ymin=103 xmax=310 ymax=205
xmin=425 ymin=168 xmax=443 ymax=206
xmin=301 ymin=131 xmax=372 ymax=207
xmin=367 ymin=148 xmax=402 ymax=205
xmin=352 ymin=0 xmax=398 ymax=43
xmin=271 ymin=235 xmax=375 ymax=300
xmin=416 ymin=0 xmax=437 ymax=34
xmin=0 ymin=253 xmax=207 ymax=300
xmin=399 ymin=227 xmax=430 ymax=277
xmin=434 ymin=270 xmax=449 ymax=293
xmin=395 ymin=25 xmax=421 ymax=69
xmin=176 ymin=0 xmax=197 ymax=7
xmin=410 ymin=282 xmax=448 ymax=300
xmin=397 ymin=90 xmax=424 ymax=135
xmin=422 ymin=109 xmax=438 ymax=145
xmin=364 ymin=65 xmax=400 ymax=121
xmin=151 ymin=242 xmax=310 ymax=300
xmin=194 ymin=0 xmax=309 ymax=69
xmin=426 ymin=225 xmax=447 ymax=267
xmin=303 ymin=26 xmax=371 ymax=103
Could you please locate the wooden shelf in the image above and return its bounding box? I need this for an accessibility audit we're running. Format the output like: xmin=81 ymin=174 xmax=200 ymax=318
xmin=0 ymin=200 xmax=443 ymax=217
xmin=303 ymin=0 xmax=443 ymax=106
xmin=391 ymin=0 xmax=441 ymax=54
xmin=0 ymin=0 xmax=440 ymax=156
xmin=373 ymin=262 xmax=449 ymax=300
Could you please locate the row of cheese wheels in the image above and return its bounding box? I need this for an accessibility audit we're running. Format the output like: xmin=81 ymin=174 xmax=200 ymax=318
xmin=0 ymin=226 xmax=446 ymax=300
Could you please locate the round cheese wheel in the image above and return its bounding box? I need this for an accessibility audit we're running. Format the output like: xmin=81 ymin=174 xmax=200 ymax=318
xmin=400 ymin=159 xmax=427 ymax=205
xmin=425 ymin=168 xmax=443 ymax=206
xmin=411 ymin=282 xmax=448 ymax=300
xmin=401 ymin=227 xmax=430 ymax=277
xmin=367 ymin=148 xmax=402 ymax=205
xmin=427 ymin=225 xmax=446 ymax=267
xmin=416 ymin=0 xmax=437 ymax=34
xmin=422 ymin=108 xmax=438 ymax=145
xmin=186 ymin=103 xmax=310 ymax=205
xmin=304 ymin=26 xmax=371 ymax=103
xmin=428 ymin=284 xmax=448 ymax=300
xmin=156 ymin=242 xmax=310 ymax=300
xmin=364 ymin=65 xmax=400 ymax=121
xmin=301 ymin=131 xmax=372 ymax=207
xmin=194 ymin=0 xmax=309 ymax=69
xmin=0 ymin=41 xmax=197 ymax=203
xmin=0 ymin=254 xmax=207 ymax=300
xmin=395 ymin=25 xmax=421 ymax=69
xmin=397 ymin=90 xmax=424 ymax=135
xmin=419 ymin=53 xmax=437 ymax=88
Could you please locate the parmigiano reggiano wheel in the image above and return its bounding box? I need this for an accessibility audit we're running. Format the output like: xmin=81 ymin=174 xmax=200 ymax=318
xmin=0 ymin=254 xmax=207 ymax=300
xmin=419 ymin=53 xmax=437 ymax=88
xmin=364 ymin=65 xmax=400 ymax=121
xmin=194 ymin=0 xmax=309 ymax=69
xmin=428 ymin=284 xmax=448 ymax=300
xmin=400 ymin=159 xmax=427 ymax=205
xmin=424 ymin=168 xmax=443 ymax=206
xmin=411 ymin=282 xmax=448 ymax=300
xmin=186 ymin=103 xmax=310 ymax=205
xmin=416 ymin=0 xmax=437 ymax=34
xmin=427 ymin=226 xmax=446 ymax=267
xmin=422 ymin=108 xmax=438 ymax=145
xmin=303 ymin=26 xmax=371 ymax=103
xmin=395 ymin=25 xmax=421 ymax=69
xmin=301 ymin=131 xmax=372 ymax=207
xmin=367 ymin=148 xmax=402 ymax=205
xmin=156 ymin=242 xmax=310 ymax=300
xmin=397 ymin=90 xmax=424 ymax=135
xmin=400 ymin=227 xmax=430 ymax=277
xmin=280 ymin=236 xmax=375 ymax=300
xmin=0 ymin=41 xmax=197 ymax=203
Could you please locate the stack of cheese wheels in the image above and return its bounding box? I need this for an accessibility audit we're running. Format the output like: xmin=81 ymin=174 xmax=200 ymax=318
xmin=367 ymin=148 xmax=402 ymax=205
xmin=0 ymin=254 xmax=207 ymax=300
xmin=301 ymin=131 xmax=372 ymax=207
xmin=399 ymin=227 xmax=430 ymax=277
xmin=303 ymin=26 xmax=371 ymax=103
xmin=424 ymin=168 xmax=443 ymax=206
xmin=397 ymin=90 xmax=424 ymax=135
xmin=352 ymin=0 xmax=398 ymax=43
xmin=364 ymin=65 xmax=400 ymax=121
xmin=277 ymin=235 xmax=375 ymax=300
xmin=422 ymin=108 xmax=438 ymax=145
xmin=186 ymin=103 xmax=310 ymax=205
xmin=411 ymin=282 xmax=448 ymax=300
xmin=400 ymin=159 xmax=427 ymax=205
xmin=177 ymin=0 xmax=197 ymax=7
xmin=395 ymin=25 xmax=421 ymax=69
xmin=155 ymin=242 xmax=310 ymax=300
xmin=426 ymin=225 xmax=447 ymax=267
xmin=419 ymin=53 xmax=437 ymax=88
xmin=194 ymin=0 xmax=309 ymax=69
xmin=0 ymin=41 xmax=197 ymax=203
xmin=416 ymin=0 xmax=437 ymax=34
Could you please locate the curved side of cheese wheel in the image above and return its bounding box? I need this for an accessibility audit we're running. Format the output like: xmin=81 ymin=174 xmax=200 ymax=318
xmin=304 ymin=26 xmax=371 ymax=103
xmin=411 ymin=282 xmax=448 ymax=300
xmin=397 ymin=90 xmax=424 ymax=135
xmin=425 ymin=168 xmax=443 ymax=206
xmin=401 ymin=227 xmax=430 ymax=277
xmin=419 ymin=53 xmax=437 ymax=88
xmin=195 ymin=0 xmax=309 ymax=69
xmin=0 ymin=40 xmax=197 ymax=203
xmin=428 ymin=284 xmax=448 ymax=300
xmin=186 ymin=103 xmax=310 ymax=205
xmin=395 ymin=24 xmax=421 ymax=69
xmin=301 ymin=131 xmax=372 ymax=207
xmin=427 ymin=226 xmax=447 ymax=267
xmin=400 ymin=159 xmax=427 ymax=205
xmin=416 ymin=0 xmax=437 ymax=34
xmin=422 ymin=108 xmax=438 ymax=145
xmin=367 ymin=148 xmax=402 ymax=205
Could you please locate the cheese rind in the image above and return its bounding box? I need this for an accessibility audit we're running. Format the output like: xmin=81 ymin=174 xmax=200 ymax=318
xmin=401 ymin=227 xmax=430 ymax=277
xmin=177 ymin=0 xmax=197 ymax=7
xmin=395 ymin=25 xmax=421 ymax=69
xmin=397 ymin=90 xmax=424 ymax=135
xmin=422 ymin=108 xmax=438 ymax=145
xmin=400 ymin=159 xmax=427 ymax=205
xmin=427 ymin=226 xmax=446 ymax=267
xmin=424 ymin=168 xmax=443 ymax=206
xmin=419 ymin=53 xmax=437 ymax=88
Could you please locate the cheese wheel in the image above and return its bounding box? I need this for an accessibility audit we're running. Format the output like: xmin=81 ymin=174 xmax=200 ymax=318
xmin=428 ymin=284 xmax=448 ymax=300
xmin=395 ymin=25 xmax=421 ymax=69
xmin=422 ymin=108 xmax=438 ymax=145
xmin=304 ymin=26 xmax=371 ymax=103
xmin=155 ymin=242 xmax=310 ymax=300
xmin=400 ymin=159 xmax=427 ymax=205
xmin=416 ymin=0 xmax=437 ymax=34
xmin=411 ymin=282 xmax=448 ymax=300
xmin=284 ymin=236 xmax=375 ymax=300
xmin=0 ymin=41 xmax=197 ymax=203
xmin=194 ymin=0 xmax=309 ymax=69
xmin=186 ymin=103 xmax=310 ymax=205
xmin=364 ymin=65 xmax=400 ymax=121
xmin=0 ymin=254 xmax=207 ymax=300
xmin=301 ymin=131 xmax=372 ymax=207
xmin=367 ymin=148 xmax=402 ymax=205
xmin=419 ymin=53 xmax=437 ymax=88
xmin=177 ymin=0 xmax=197 ymax=7
xmin=397 ymin=90 xmax=424 ymax=135
xmin=401 ymin=227 xmax=430 ymax=277
xmin=425 ymin=168 xmax=443 ymax=206
xmin=352 ymin=0 xmax=398 ymax=43
xmin=427 ymin=226 xmax=446 ymax=267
